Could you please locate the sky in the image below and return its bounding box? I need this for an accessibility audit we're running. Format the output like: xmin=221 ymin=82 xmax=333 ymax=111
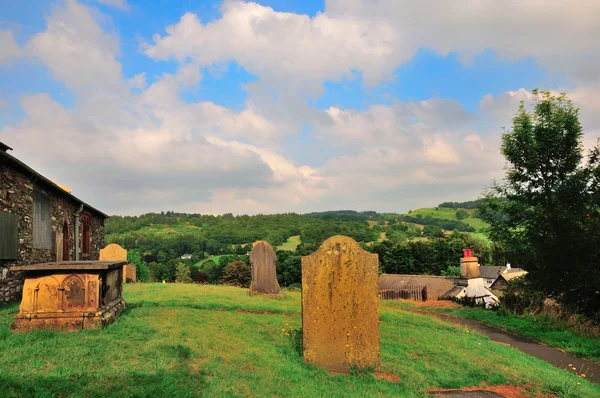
xmin=1 ymin=0 xmax=600 ymax=216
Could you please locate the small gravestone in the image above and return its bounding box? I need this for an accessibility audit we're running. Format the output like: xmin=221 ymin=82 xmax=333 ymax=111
xmin=249 ymin=241 xmax=281 ymax=296
xmin=100 ymin=244 xmax=131 ymax=284
xmin=302 ymin=235 xmax=380 ymax=373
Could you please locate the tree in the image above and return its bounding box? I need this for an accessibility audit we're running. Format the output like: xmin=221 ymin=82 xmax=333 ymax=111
xmin=455 ymin=209 xmax=468 ymax=220
xmin=480 ymin=90 xmax=600 ymax=318
xmin=423 ymin=225 xmax=443 ymax=238
xmin=221 ymin=260 xmax=252 ymax=287
xmin=175 ymin=262 xmax=192 ymax=283
xmin=201 ymin=259 xmax=222 ymax=284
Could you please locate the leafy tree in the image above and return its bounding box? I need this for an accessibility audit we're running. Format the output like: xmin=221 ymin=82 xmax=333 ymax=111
xmin=201 ymin=259 xmax=223 ymax=284
xmin=175 ymin=262 xmax=192 ymax=283
xmin=221 ymin=260 xmax=252 ymax=287
xmin=441 ymin=266 xmax=461 ymax=277
xmin=480 ymin=90 xmax=600 ymax=318
xmin=127 ymin=249 xmax=149 ymax=282
xmin=148 ymin=262 xmax=170 ymax=282
xmin=276 ymin=250 xmax=302 ymax=286
xmin=455 ymin=209 xmax=468 ymax=220
xmin=423 ymin=225 xmax=443 ymax=238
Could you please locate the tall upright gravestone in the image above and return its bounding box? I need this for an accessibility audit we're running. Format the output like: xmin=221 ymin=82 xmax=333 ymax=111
xmin=249 ymin=241 xmax=281 ymax=296
xmin=302 ymin=235 xmax=380 ymax=373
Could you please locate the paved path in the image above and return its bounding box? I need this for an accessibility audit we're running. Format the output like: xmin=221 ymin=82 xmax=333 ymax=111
xmin=405 ymin=309 xmax=600 ymax=385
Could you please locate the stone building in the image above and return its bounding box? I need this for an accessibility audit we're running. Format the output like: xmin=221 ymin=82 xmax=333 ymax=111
xmin=0 ymin=142 xmax=108 ymax=303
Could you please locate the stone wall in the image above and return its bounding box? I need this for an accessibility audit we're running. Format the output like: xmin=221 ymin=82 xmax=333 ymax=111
xmin=0 ymin=163 xmax=105 ymax=304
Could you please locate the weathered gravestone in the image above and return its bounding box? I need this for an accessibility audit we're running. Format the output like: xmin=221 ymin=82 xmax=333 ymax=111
xmin=249 ymin=240 xmax=281 ymax=296
xmin=100 ymin=243 xmax=135 ymax=283
xmin=302 ymin=235 xmax=380 ymax=373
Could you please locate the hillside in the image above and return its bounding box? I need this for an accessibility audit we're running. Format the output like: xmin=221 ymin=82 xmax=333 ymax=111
xmin=406 ymin=207 xmax=488 ymax=231
xmin=1 ymin=284 xmax=597 ymax=397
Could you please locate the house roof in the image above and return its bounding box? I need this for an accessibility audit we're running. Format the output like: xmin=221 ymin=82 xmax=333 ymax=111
xmin=379 ymin=274 xmax=464 ymax=299
xmin=479 ymin=266 xmax=503 ymax=279
xmin=479 ymin=265 xmax=527 ymax=280
xmin=0 ymin=142 xmax=108 ymax=219
xmin=498 ymin=270 xmax=528 ymax=282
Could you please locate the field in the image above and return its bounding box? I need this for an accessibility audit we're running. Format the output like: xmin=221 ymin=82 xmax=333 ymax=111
xmin=277 ymin=235 xmax=301 ymax=251
xmin=1 ymin=284 xmax=598 ymax=397
xmin=408 ymin=208 xmax=488 ymax=231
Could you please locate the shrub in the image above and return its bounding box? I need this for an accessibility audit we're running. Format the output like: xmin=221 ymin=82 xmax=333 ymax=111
xmin=500 ymin=276 xmax=546 ymax=315
xmin=455 ymin=209 xmax=468 ymax=220
xmin=221 ymin=260 xmax=252 ymax=287
xmin=191 ymin=268 xmax=208 ymax=284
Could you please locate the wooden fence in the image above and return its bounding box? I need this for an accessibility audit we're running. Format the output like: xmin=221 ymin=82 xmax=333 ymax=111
xmin=379 ymin=285 xmax=428 ymax=301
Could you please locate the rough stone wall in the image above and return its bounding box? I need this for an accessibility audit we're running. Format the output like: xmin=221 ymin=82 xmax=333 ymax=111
xmin=0 ymin=163 xmax=105 ymax=304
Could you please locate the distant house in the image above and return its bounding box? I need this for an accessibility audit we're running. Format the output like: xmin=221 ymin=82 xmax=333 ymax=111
xmin=490 ymin=268 xmax=528 ymax=295
xmin=180 ymin=254 xmax=192 ymax=260
xmin=0 ymin=142 xmax=108 ymax=303
xmin=479 ymin=265 xmax=527 ymax=288
xmin=379 ymin=254 xmax=526 ymax=307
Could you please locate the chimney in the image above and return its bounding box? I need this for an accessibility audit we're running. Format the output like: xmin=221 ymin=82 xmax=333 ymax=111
xmin=460 ymin=248 xmax=480 ymax=279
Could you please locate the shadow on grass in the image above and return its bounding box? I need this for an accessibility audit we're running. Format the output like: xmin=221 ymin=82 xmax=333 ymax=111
xmin=0 ymin=369 xmax=207 ymax=398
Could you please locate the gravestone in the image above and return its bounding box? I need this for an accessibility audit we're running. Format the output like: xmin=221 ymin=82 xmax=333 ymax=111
xmin=302 ymin=235 xmax=380 ymax=373
xmin=249 ymin=241 xmax=281 ymax=296
xmin=100 ymin=244 xmax=134 ymax=283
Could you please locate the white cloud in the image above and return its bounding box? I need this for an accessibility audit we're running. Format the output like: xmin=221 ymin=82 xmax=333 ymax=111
xmin=27 ymin=0 xmax=124 ymax=95
xmin=96 ymin=0 xmax=129 ymax=10
xmin=128 ymin=73 xmax=146 ymax=89
xmin=0 ymin=30 xmax=21 ymax=66
xmin=145 ymin=0 xmax=600 ymax=97
xmin=4 ymin=0 xmax=600 ymax=215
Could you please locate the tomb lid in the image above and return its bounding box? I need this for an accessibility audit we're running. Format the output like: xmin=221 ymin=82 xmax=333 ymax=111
xmin=10 ymin=261 xmax=126 ymax=271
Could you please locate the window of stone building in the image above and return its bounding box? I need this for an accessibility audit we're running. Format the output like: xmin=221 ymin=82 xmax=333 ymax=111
xmin=33 ymin=189 xmax=52 ymax=249
xmin=0 ymin=212 xmax=18 ymax=259
xmin=82 ymin=213 xmax=91 ymax=255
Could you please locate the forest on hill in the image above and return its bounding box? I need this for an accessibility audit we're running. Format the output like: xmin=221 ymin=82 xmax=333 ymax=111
xmin=106 ymin=205 xmax=494 ymax=287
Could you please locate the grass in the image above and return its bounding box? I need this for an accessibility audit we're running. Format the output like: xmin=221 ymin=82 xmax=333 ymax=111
xmin=277 ymin=235 xmax=301 ymax=251
xmin=0 ymin=284 xmax=598 ymax=397
xmin=413 ymin=303 xmax=600 ymax=364
xmin=407 ymin=208 xmax=489 ymax=231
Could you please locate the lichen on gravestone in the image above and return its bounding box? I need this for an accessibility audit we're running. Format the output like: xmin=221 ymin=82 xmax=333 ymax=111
xmin=301 ymin=235 xmax=380 ymax=373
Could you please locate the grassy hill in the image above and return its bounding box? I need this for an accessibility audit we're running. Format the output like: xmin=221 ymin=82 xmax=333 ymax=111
xmin=1 ymin=284 xmax=597 ymax=397
xmin=406 ymin=207 xmax=488 ymax=231
xmin=277 ymin=235 xmax=301 ymax=251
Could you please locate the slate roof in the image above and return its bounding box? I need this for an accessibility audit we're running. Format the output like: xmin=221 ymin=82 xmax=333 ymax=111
xmin=480 ymin=266 xmax=527 ymax=280
xmin=379 ymin=274 xmax=464 ymax=299
xmin=0 ymin=141 xmax=108 ymax=218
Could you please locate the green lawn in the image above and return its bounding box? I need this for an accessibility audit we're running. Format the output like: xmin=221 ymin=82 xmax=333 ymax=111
xmin=413 ymin=304 xmax=600 ymax=364
xmin=0 ymin=284 xmax=597 ymax=397
xmin=408 ymin=207 xmax=489 ymax=231
xmin=277 ymin=235 xmax=301 ymax=251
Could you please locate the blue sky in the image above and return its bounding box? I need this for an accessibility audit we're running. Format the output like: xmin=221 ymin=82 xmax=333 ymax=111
xmin=1 ymin=0 xmax=598 ymax=215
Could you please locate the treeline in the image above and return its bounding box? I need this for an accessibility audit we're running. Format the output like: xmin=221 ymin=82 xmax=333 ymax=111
xmin=371 ymin=232 xmax=491 ymax=276
xmin=438 ymin=199 xmax=484 ymax=209
xmin=302 ymin=210 xmax=378 ymax=222
xmin=128 ymin=231 xmax=493 ymax=288
xmin=109 ymin=213 xmax=380 ymax=267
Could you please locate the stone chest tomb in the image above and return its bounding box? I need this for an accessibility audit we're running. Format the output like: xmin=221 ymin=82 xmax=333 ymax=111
xmin=10 ymin=261 xmax=126 ymax=332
